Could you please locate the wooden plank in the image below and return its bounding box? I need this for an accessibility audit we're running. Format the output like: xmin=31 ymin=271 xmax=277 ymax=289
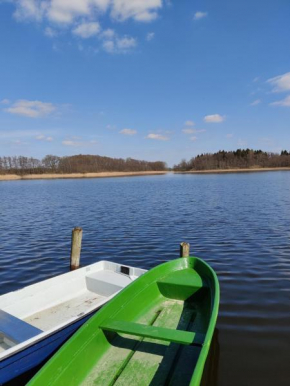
xmin=113 ymin=300 xmax=196 ymax=386
xmin=82 ymin=306 xmax=163 ymax=385
xmin=100 ymin=319 xmax=204 ymax=346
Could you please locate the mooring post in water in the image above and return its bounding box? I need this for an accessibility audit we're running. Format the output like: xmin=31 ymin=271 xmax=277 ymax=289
xmin=70 ymin=227 xmax=83 ymax=270
xmin=180 ymin=242 xmax=190 ymax=257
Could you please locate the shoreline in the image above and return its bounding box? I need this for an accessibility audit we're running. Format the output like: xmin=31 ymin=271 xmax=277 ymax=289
xmin=1 ymin=167 xmax=290 ymax=181
xmin=0 ymin=171 xmax=167 ymax=181
xmin=175 ymin=167 xmax=290 ymax=175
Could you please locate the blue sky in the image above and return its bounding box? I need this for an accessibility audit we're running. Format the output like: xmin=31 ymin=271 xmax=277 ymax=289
xmin=0 ymin=0 xmax=289 ymax=166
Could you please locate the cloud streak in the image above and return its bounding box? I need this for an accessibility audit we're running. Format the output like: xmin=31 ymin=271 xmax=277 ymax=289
xmin=194 ymin=11 xmax=208 ymax=21
xmin=7 ymin=0 xmax=161 ymax=54
xmin=182 ymin=128 xmax=206 ymax=134
xmin=120 ymin=128 xmax=137 ymax=135
xmin=62 ymin=138 xmax=98 ymax=146
xmin=146 ymin=133 xmax=169 ymax=141
xmin=184 ymin=120 xmax=194 ymax=127
xmin=270 ymin=95 xmax=290 ymax=107
xmin=267 ymin=72 xmax=290 ymax=93
xmin=146 ymin=32 xmax=155 ymax=41
xmin=4 ymin=100 xmax=56 ymax=118
xmin=102 ymin=34 xmax=137 ymax=53
xmin=250 ymin=99 xmax=261 ymax=106
xmin=36 ymin=135 xmax=54 ymax=142
xmin=12 ymin=0 xmax=162 ymax=29
xmin=204 ymin=114 xmax=225 ymax=123
xmin=73 ymin=21 xmax=101 ymax=38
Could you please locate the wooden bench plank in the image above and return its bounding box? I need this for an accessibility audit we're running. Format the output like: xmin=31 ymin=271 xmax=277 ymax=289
xmin=113 ymin=300 xmax=197 ymax=386
xmin=100 ymin=319 xmax=204 ymax=346
xmin=0 ymin=310 xmax=42 ymax=343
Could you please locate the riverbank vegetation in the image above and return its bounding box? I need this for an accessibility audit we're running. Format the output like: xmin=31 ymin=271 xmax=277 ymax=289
xmin=0 ymin=154 xmax=167 ymax=175
xmin=173 ymin=149 xmax=290 ymax=171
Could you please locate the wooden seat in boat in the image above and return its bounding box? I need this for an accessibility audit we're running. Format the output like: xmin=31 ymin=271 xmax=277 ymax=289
xmin=0 ymin=310 xmax=42 ymax=344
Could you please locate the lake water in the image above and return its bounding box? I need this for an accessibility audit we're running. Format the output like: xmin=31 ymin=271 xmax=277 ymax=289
xmin=1 ymin=172 xmax=290 ymax=386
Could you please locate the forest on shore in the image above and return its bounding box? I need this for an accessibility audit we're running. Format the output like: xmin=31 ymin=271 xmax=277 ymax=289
xmin=2 ymin=149 xmax=290 ymax=175
xmin=173 ymin=149 xmax=290 ymax=171
xmin=0 ymin=154 xmax=167 ymax=175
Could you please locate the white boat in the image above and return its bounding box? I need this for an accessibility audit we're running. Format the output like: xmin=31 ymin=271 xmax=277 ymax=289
xmin=0 ymin=260 xmax=146 ymax=384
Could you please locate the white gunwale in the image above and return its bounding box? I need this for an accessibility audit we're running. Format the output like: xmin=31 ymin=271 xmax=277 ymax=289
xmin=0 ymin=260 xmax=146 ymax=361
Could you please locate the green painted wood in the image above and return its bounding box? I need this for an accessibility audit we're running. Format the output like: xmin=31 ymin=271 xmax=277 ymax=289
xmin=28 ymin=257 xmax=220 ymax=386
xmin=157 ymin=269 xmax=206 ymax=287
xmin=100 ymin=319 xmax=204 ymax=346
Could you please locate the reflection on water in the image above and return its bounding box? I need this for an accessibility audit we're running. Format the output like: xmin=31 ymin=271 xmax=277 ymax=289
xmin=1 ymin=172 xmax=290 ymax=385
xmin=201 ymin=329 xmax=220 ymax=386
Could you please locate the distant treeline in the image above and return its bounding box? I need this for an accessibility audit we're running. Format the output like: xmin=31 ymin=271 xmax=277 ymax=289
xmin=0 ymin=154 xmax=167 ymax=175
xmin=173 ymin=149 xmax=290 ymax=171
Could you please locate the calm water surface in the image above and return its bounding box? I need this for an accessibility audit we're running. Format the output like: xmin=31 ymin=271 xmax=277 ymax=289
xmin=1 ymin=172 xmax=290 ymax=386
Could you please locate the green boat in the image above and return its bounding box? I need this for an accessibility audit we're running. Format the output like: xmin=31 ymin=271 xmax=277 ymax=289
xmin=28 ymin=257 xmax=219 ymax=386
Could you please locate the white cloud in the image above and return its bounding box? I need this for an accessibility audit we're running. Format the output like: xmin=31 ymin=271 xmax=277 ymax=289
xmin=226 ymin=133 xmax=233 ymax=138
xmin=146 ymin=32 xmax=155 ymax=41
xmin=190 ymin=136 xmax=197 ymax=141
xmin=146 ymin=133 xmax=169 ymax=141
xmin=36 ymin=135 xmax=54 ymax=141
xmin=73 ymin=21 xmax=100 ymax=38
xmin=184 ymin=120 xmax=194 ymax=126
xmin=111 ymin=0 xmax=162 ymax=22
xmin=62 ymin=136 xmax=98 ymax=146
xmin=103 ymin=39 xmax=115 ymax=53
xmin=14 ymin=0 xmax=47 ymax=22
xmin=182 ymin=128 xmax=195 ymax=134
xmin=9 ymin=1 xmax=155 ymax=54
xmin=12 ymin=0 xmax=162 ymax=26
xmin=204 ymin=114 xmax=225 ymax=123
xmin=62 ymin=140 xmax=80 ymax=146
xmin=120 ymin=128 xmax=137 ymax=135
xmin=101 ymin=28 xmax=115 ymax=39
xmin=267 ymin=72 xmax=290 ymax=93
xmin=183 ymin=128 xmax=206 ymax=134
xmin=250 ymin=99 xmax=261 ymax=106
xmin=270 ymin=95 xmax=290 ymax=107
xmin=5 ymin=100 xmax=56 ymax=118
xmin=116 ymin=36 xmax=136 ymax=49
xmin=0 ymin=99 xmax=10 ymax=104
xmin=0 ymin=130 xmax=39 ymax=139
xmin=44 ymin=26 xmax=58 ymax=37
xmin=103 ymin=34 xmax=137 ymax=53
xmin=46 ymin=0 xmax=109 ymax=24
xmin=194 ymin=11 xmax=207 ymax=21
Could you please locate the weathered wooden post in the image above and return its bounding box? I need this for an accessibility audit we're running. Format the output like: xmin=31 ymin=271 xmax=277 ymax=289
xmin=180 ymin=242 xmax=190 ymax=257
xmin=70 ymin=227 xmax=83 ymax=270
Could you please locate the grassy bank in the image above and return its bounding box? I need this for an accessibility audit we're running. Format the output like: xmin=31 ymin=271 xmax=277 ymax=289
xmin=0 ymin=171 xmax=168 ymax=181
xmin=174 ymin=167 xmax=290 ymax=174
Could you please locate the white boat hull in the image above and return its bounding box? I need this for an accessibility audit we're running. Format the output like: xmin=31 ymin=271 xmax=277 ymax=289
xmin=0 ymin=260 xmax=146 ymax=384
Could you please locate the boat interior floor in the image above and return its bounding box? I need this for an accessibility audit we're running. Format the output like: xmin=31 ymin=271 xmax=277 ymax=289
xmin=24 ymin=290 xmax=106 ymax=331
xmin=81 ymin=292 xmax=209 ymax=386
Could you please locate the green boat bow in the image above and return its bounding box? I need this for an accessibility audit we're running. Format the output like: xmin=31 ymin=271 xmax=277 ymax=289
xmin=28 ymin=257 xmax=219 ymax=386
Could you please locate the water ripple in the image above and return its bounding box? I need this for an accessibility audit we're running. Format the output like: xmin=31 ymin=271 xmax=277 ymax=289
xmin=1 ymin=172 xmax=290 ymax=385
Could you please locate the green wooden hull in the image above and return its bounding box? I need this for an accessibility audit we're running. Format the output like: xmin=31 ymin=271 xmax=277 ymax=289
xmin=28 ymin=257 xmax=219 ymax=386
